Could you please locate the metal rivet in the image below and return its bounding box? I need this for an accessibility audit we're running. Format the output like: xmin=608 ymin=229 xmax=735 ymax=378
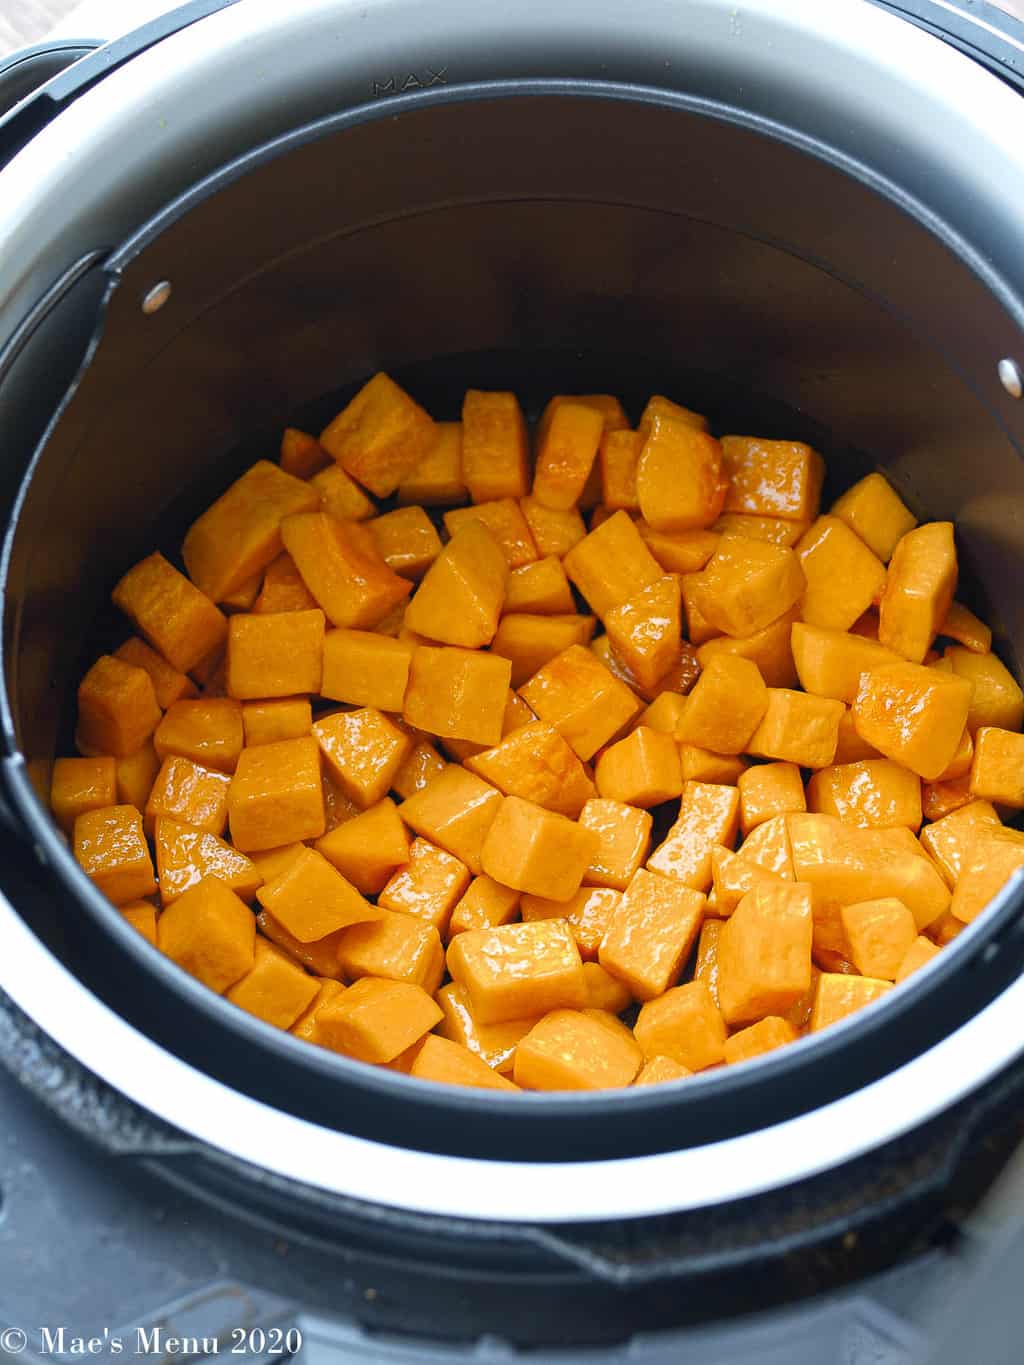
xmin=998 ymin=357 xmax=1022 ymax=399
xmin=141 ymin=281 xmax=172 ymax=315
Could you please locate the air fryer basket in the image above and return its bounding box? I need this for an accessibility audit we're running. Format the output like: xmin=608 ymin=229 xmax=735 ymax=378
xmin=2 ymin=79 xmax=1024 ymax=1169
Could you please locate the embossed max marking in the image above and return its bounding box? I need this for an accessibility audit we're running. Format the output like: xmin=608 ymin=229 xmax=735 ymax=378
xmin=372 ymin=67 xmax=449 ymax=96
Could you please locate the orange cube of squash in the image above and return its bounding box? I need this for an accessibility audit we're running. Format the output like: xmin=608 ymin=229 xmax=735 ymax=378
xmin=447 ymin=919 xmax=587 ymax=1025
xmin=503 ymin=556 xmax=576 ymax=615
xmin=397 ymin=420 xmax=467 ymax=506
xmin=146 ymin=755 xmax=231 ymax=837
xmin=679 ymin=746 xmax=748 ymax=787
xmin=747 ymin=688 xmax=844 ymax=769
xmin=709 ymin=845 xmax=789 ymax=915
xmin=514 ymin=1009 xmax=642 ymax=1090
xmin=840 ymin=898 xmax=917 ymax=980
xmin=878 ymin=522 xmax=957 ymax=663
xmin=723 ymin=1016 xmax=797 ymax=1065
xmin=77 ymin=655 xmax=162 ymax=758
xmin=241 ymin=698 xmax=311 ymax=748
xmin=447 ymin=876 xmax=521 ymax=940
xmin=113 ymin=552 xmax=227 ymax=675
xmin=480 ymin=796 xmax=598 ymax=901
xmin=634 ymin=1056 xmax=692 ymax=1085
xmin=676 ymin=654 xmax=768 ymax=755
xmin=595 ymin=727 xmax=682 ymax=808
xmin=435 ymin=982 xmax=536 ymax=1073
xmin=115 ymin=637 xmax=197 ymax=709
xmin=121 ymin=902 xmax=158 ymax=945
xmin=634 ymin=980 xmax=726 ymax=1071
xmin=319 ymin=372 xmax=437 ymax=498
xmin=460 ymin=390 xmax=530 ymax=503
xmin=603 ymin=575 xmax=682 ymax=691
xmin=443 ymin=499 xmax=538 ymax=570
xmin=226 ymin=939 xmax=320 ymax=1029
xmin=320 ymin=629 xmax=414 ymax=712
xmin=533 ymin=401 xmax=605 ymax=511
xmin=637 ymin=419 xmax=726 ymax=532
xmin=796 ymin=516 xmax=887 ymax=632
xmin=408 ymin=1035 xmax=520 ymax=1090
xmin=637 ymin=522 xmax=720 ymax=575
xmin=257 ymin=905 xmax=346 ymax=979
xmin=563 ymin=510 xmax=662 ymax=619
xmin=280 ymin=426 xmax=331 ymax=480
xmin=491 ymin=613 xmax=596 ymax=689
xmin=638 ymin=393 xmax=708 ymax=436
xmin=252 ymin=552 xmax=318 ymax=615
xmin=694 ymin=918 xmax=722 ymax=1006
xmin=400 ymin=766 xmax=503 ymax=876
xmin=280 ymin=512 xmax=411 ymax=629
xmin=895 ymin=935 xmax=942 ymax=983
xmin=154 ymin=816 xmax=261 ymax=906
xmin=520 ymin=496 xmax=587 ymax=560
xmin=852 ymin=661 xmax=972 ymax=780
xmin=520 ymin=886 xmax=622 ymax=961
xmin=599 ymin=429 xmax=643 ymax=511
xmin=598 ymin=867 xmax=705 ymax=999
xmin=154 ymin=697 xmax=244 ymax=773
xmin=315 ymin=797 xmax=410 ymax=895
xmin=291 ymin=978 xmax=348 ymax=1044
xmin=582 ymin=961 xmax=632 ymax=1013
xmin=737 ymin=762 xmax=806 ymax=836
xmin=391 ymin=738 xmax=446 ymax=801
xmin=830 ymin=472 xmax=916 ymax=562
xmin=337 ymin=910 xmax=444 ymax=992
xmin=720 ymin=436 xmax=824 ymax=521
xmin=404 ymin=646 xmax=512 ymax=747
xmin=227 ymin=735 xmax=325 ymax=850
xmin=182 ymin=460 xmax=320 ymax=603
xmin=939 ymin=601 xmax=992 ymax=654
xmin=950 ymin=834 xmax=1024 ymax=924
xmin=578 ymin=798 xmax=652 ymax=891
xmin=968 ymin=726 xmax=1024 ymax=807
xmin=717 ymin=881 xmax=813 ymax=1026
xmin=715 ymin=514 xmax=808 ymax=548
xmin=807 ymin=758 xmax=921 ymax=830
xmin=378 ymin=837 xmax=471 ymax=934
xmin=465 ymin=720 xmax=595 ymax=818
xmin=921 ymin=774 xmax=974 ymax=823
xmin=367 ymin=506 xmax=442 ymax=580
xmin=647 ymin=781 xmax=740 ymax=890
xmin=790 ymin=622 xmax=901 ymax=704
xmin=317 ymin=976 xmax=442 ymax=1062
xmin=405 ymin=520 xmax=509 ymax=646
xmin=226 ymin=609 xmax=325 ymax=700
xmin=944 ymin=646 xmax=1024 ymax=734
xmin=520 ymin=644 xmax=641 ymax=761
xmin=690 ymin=538 xmax=806 ymax=639
xmin=257 ymin=845 xmax=380 ymax=942
xmin=809 ymin=973 xmax=892 ymax=1032
xmin=157 ymin=876 xmax=256 ymax=992
xmin=313 ymin=708 xmax=412 ymax=809
xmin=739 ymin=813 xmax=796 ymax=879
xmin=308 ymin=461 xmax=377 ymax=523
xmin=51 ymin=756 xmax=117 ymax=832
xmin=696 ymin=605 xmax=801 ymax=689
xmin=73 ymin=804 xmax=156 ymax=904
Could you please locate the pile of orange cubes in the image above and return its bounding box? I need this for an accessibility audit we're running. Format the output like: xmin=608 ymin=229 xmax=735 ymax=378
xmin=54 ymin=372 xmax=1024 ymax=1091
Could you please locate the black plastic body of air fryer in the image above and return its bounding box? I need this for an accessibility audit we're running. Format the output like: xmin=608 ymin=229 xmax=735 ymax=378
xmin=2 ymin=1 xmax=1024 ymax=1355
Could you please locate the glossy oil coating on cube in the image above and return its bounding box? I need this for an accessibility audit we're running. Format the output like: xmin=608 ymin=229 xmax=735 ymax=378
xmin=257 ymin=846 xmax=380 ymax=942
xmin=691 ymin=538 xmax=806 ymax=639
xmin=447 ymin=876 xmax=521 ymax=940
xmin=446 ymin=920 xmax=587 ymax=1025
xmin=408 ymin=1034 xmax=520 ymax=1091
xmin=368 ymin=506 xmax=443 ymax=580
xmin=378 ymin=837 xmax=471 ymax=933
xmin=435 ymin=982 xmax=536 ymax=1073
xmin=391 ymin=739 xmax=446 ymax=801
xmin=968 ymin=726 xmax=1024 ymax=807
xmin=840 ymin=898 xmax=917 ymax=980
xmin=400 ymin=765 xmax=503 ymax=876
xmin=73 ymin=804 xmax=157 ymax=905
xmin=315 ymin=798 xmax=410 ymax=895
xmin=337 ymin=911 xmax=444 ymax=993
xmin=563 ymin=510 xmax=663 ymax=619
xmin=491 ymin=613 xmax=596 ymax=688
xmin=520 ymin=644 xmax=641 ymax=761
xmin=146 ymin=755 xmax=232 ymax=837
xmin=796 ymin=516 xmax=887 ymax=633
xmin=945 ymin=646 xmax=1024 ymax=733
xmin=604 ymin=575 xmax=682 ymax=691
xmin=577 ymin=798 xmax=652 ymax=891
xmin=154 ymin=698 xmax=244 ymax=774
xmin=51 ymin=757 xmax=117 ymax=833
xmin=533 ymin=401 xmax=605 ymax=511
xmin=443 ymin=499 xmax=538 ymax=571
xmin=397 ymin=420 xmax=466 ymax=506
xmin=807 ymin=758 xmax=922 ymax=831
xmin=852 ymin=661 xmax=972 ymax=779
xmin=465 ymin=720 xmax=595 ymax=818
xmin=281 ymin=512 xmax=412 ymax=630
xmin=809 ymin=973 xmax=892 ymax=1032
xmin=154 ymin=816 xmax=260 ymax=906
xmin=831 ymin=473 xmax=916 ymax=562
xmin=637 ymin=419 xmax=726 ymax=532
xmin=638 ymin=523 xmax=720 ymax=575
xmin=599 ymin=868 xmax=705 ymax=1000
xmin=313 ymin=708 xmax=412 ymax=809
xmin=503 ymin=556 xmax=575 ymax=615
xmin=521 ymin=885 xmax=622 ymax=961
xmin=241 ymin=698 xmax=312 ymax=748
xmin=677 ymin=654 xmax=768 ymax=755
xmin=717 ymin=881 xmax=813 ymax=1026
xmin=319 ymin=372 xmax=437 ymax=498
xmin=737 ymin=762 xmax=805 ymax=836
xmin=157 ymin=877 xmax=255 ymax=993
xmin=647 ymin=781 xmax=740 ymax=891
xmin=634 ymin=980 xmax=727 ymax=1071
xmin=226 ymin=939 xmax=320 ymax=1029
xmin=227 ymin=735 xmax=325 ymax=850
xmin=481 ymin=796 xmax=598 ymax=901
xmin=950 ymin=835 xmax=1024 ymax=924
xmin=747 ymin=688 xmax=844 ymax=769
xmin=720 ymin=437 xmax=824 ymax=521
xmin=878 ymin=522 xmax=957 ymax=663
xmin=77 ymin=655 xmax=162 ymax=759
xmin=113 ymin=552 xmax=228 ymax=676
xmin=290 ymin=978 xmax=347 ymax=1045
xmin=226 ymin=609 xmax=325 ymax=700
xmin=460 ymin=390 xmax=530 ymax=503
xmin=723 ymin=1016 xmax=798 ymax=1065
xmin=710 ymin=845 xmax=789 ymax=915
xmin=716 ymin=514 xmax=809 ymax=548
xmin=404 ymin=646 xmax=512 ymax=747
xmin=595 ymin=727 xmax=682 ymax=808
xmin=514 ymin=1009 xmax=642 ymax=1090
xmin=115 ymin=637 xmax=198 ymax=709
xmin=405 ymin=520 xmax=509 ymax=647
xmin=791 ymin=623 xmax=901 ymax=704
xmin=317 ymin=977 xmax=443 ymax=1063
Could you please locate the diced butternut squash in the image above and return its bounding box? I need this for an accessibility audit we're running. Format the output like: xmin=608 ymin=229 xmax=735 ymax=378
xmin=491 ymin=613 xmax=596 ymax=688
xmin=690 ymin=539 xmax=806 ymax=639
xmin=337 ymin=910 xmax=444 ymax=992
xmin=639 ymin=692 xmax=692 ymax=737
xmin=241 ymin=698 xmax=312 ymax=747
xmin=280 ymin=512 xmax=412 ymax=630
xmin=290 ymin=978 xmax=347 ymax=1044
xmin=378 ymin=837 xmax=471 ymax=933
xmin=634 ymin=1055 xmax=692 ymax=1085
xmin=739 ymin=813 xmax=795 ymax=878
xmin=747 ymin=689 xmax=844 ymax=769
xmin=447 ymin=919 xmax=587 ymax=1024
xmin=647 ymin=781 xmax=740 ymax=890
xmin=155 ymin=817 xmax=261 ymax=906
xmin=157 ymin=876 xmax=256 ymax=992
xmin=154 ymin=698 xmax=244 ymax=773
xmin=319 ymin=372 xmax=437 ymax=497
xmin=680 ymin=747 xmax=748 ymax=786
xmin=720 ymin=437 xmax=824 ymax=521
xmin=113 ymin=552 xmax=227 ymax=675
xmin=878 ymin=522 xmax=957 ymax=663
xmin=182 ymin=461 xmax=320 ymax=603
xmin=121 ymin=902 xmax=158 ymax=945
xmin=146 ymin=756 xmax=231 ymax=837
xmin=637 ymin=522 xmax=720 ymax=575
xmin=831 ymin=472 xmax=916 ymax=562
xmin=676 ymin=654 xmax=768 ymax=755
xmin=226 ymin=939 xmax=320 ymax=1028
xmin=945 ymin=646 xmax=1024 ymax=733
xmin=839 ymin=897 xmax=917 ymax=980
xmin=563 ymin=510 xmax=662 ymax=618
xmin=252 ymin=552 xmax=318 ymax=615
xmin=115 ymin=637 xmax=197 ymax=709
xmin=717 ymin=881 xmax=813 ymax=1026
xmin=435 ymin=981 xmax=536 ymax=1072
xmin=852 ymin=662 xmax=972 ymax=779
xmin=319 ymin=628 xmax=414 ymax=712
xmin=480 ymin=795 xmax=597 ymax=901
xmin=582 ymin=960 xmax=633 ymax=1013
xmin=599 ymin=868 xmax=705 ymax=999
xmin=51 ymin=757 xmax=117 ymax=833
xmin=834 ymin=708 xmax=883 ymax=765
xmin=520 ymin=644 xmax=641 ymax=760
xmin=465 ymin=720 xmax=594 ymax=817
xmin=391 ymin=738 xmax=446 ymax=800
xmin=595 ymin=727 xmax=682 ymax=808
xmin=77 ymin=655 xmax=162 ymax=758
xmin=368 ymin=506 xmax=442 ymax=580
xmin=460 ymin=390 xmax=530 ymax=503
xmin=723 ymin=1015 xmax=797 ymax=1065
xmin=599 ymin=428 xmax=643 ymax=511
xmin=406 ymin=521 xmax=509 ymax=647
xmin=940 ymin=602 xmax=992 ymax=654
xmin=533 ymin=401 xmax=605 ymax=511
xmin=73 ymin=804 xmax=157 ymax=904
xmin=313 ymin=708 xmax=412 ymax=809
xmin=604 ymin=575 xmax=682 ymax=691
xmin=715 ymin=514 xmax=809 ymax=548
xmin=257 ymin=845 xmax=379 ymax=942
xmin=521 ymin=885 xmax=621 ymax=961
xmin=578 ymin=798 xmax=652 ymax=890
xmin=710 ymin=845 xmax=789 ymax=916
xmin=408 ymin=1034 xmax=519 ymax=1090
xmin=693 ymin=918 xmax=722 ymax=1005
xmin=400 ymin=764 xmax=503 ymax=875
xmin=950 ymin=834 xmax=1024 ymax=923
xmin=280 ymin=426 xmax=331 ymax=480
xmin=317 ymin=976 xmax=442 ymax=1062
xmin=514 ymin=1009 xmax=642 ymax=1090
xmin=448 ymin=875 xmax=521 ymax=939
xmin=921 ymin=774 xmax=974 ymax=823
xmin=809 ymin=973 xmax=892 ymax=1032
xmin=638 ymin=393 xmax=708 ymax=436
xmin=315 ymin=798 xmax=410 ymax=894
xmin=696 ymin=605 xmax=800 ymax=689
xmin=807 ymin=759 xmax=922 ymax=831
xmin=791 ymin=622 xmax=901 ymax=704
xmin=895 ymin=935 xmax=942 ymax=983
xmin=309 ymin=462 xmax=378 ymax=523
xmin=796 ymin=516 xmax=887 ymax=632
xmin=397 ymin=420 xmax=466 ymax=506
xmin=636 ymin=419 xmax=726 ymax=531
xmin=519 ymin=496 xmax=587 ymax=560
xmin=503 ymin=556 xmax=575 ymax=615
xmin=634 ymin=980 xmax=726 ymax=1071
xmin=227 ymin=735 xmax=325 ymax=850
xmin=404 ymin=646 xmax=512 ymax=747
xmin=968 ymin=726 xmax=1024 ymax=807
xmin=444 ymin=499 xmax=538 ymax=571
xmin=737 ymin=762 xmax=805 ymax=836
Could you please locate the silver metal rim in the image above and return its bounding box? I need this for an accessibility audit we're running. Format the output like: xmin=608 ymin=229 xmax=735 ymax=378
xmin=1 ymin=0 xmax=1024 ymax=1219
